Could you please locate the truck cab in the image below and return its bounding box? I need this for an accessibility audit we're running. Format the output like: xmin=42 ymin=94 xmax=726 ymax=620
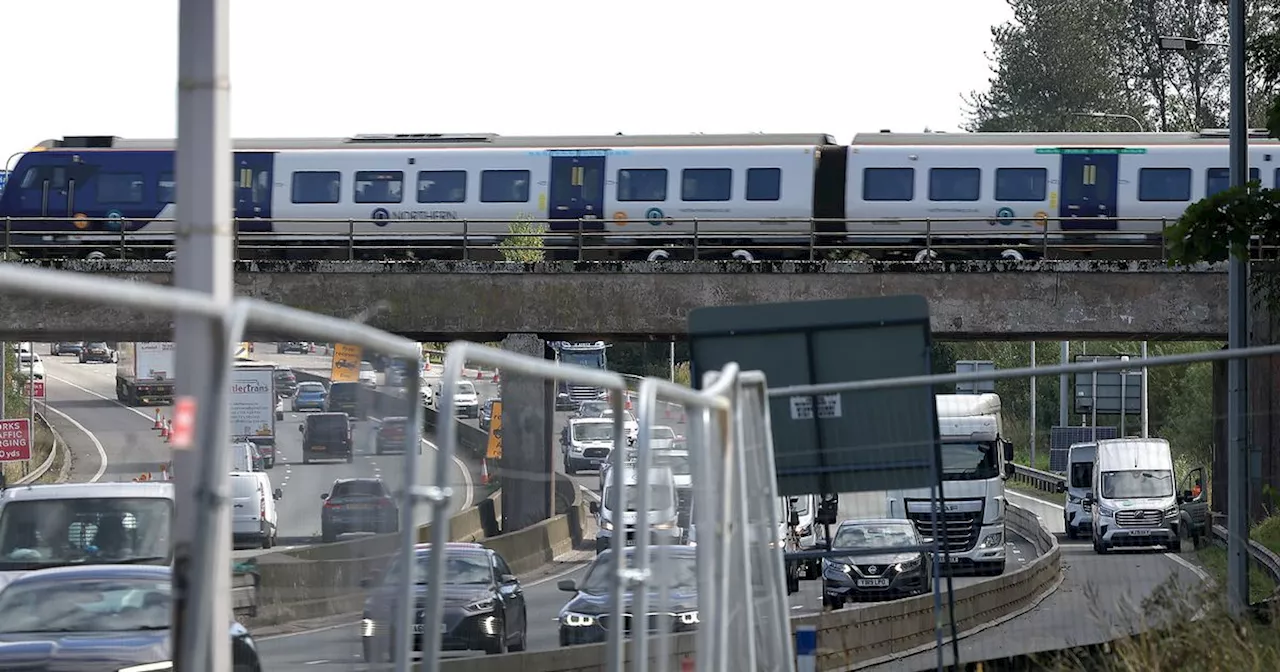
xmin=1061 ymin=442 xmax=1097 ymax=539
xmin=1084 ymin=438 xmax=1183 ymax=553
xmin=884 ymin=394 xmax=1014 ymax=576
xmin=589 ymin=465 xmax=681 ymax=553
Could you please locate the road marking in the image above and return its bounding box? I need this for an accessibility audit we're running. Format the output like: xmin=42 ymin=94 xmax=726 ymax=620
xmin=39 ymin=403 xmax=108 ymax=483
xmin=47 ymin=373 xmax=155 ymax=423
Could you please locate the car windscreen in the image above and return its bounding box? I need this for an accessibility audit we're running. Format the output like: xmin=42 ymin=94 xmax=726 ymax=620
xmin=297 ymin=382 xmax=325 ymax=394
xmin=653 ymin=454 xmax=691 ymax=476
xmin=1100 ymin=469 xmax=1173 ymax=499
xmin=329 ymin=384 xmax=358 ymax=401
xmin=309 ymin=415 xmax=348 ymax=432
xmin=581 ymin=550 xmax=695 ymax=594
xmin=572 ymin=423 xmax=613 ymax=442
xmin=455 ymin=382 xmax=476 ymax=395
xmin=0 ymin=577 xmax=172 ymax=633
xmin=0 ymin=497 xmax=172 ymax=569
xmin=833 ymin=523 xmax=917 ymax=550
xmin=384 ymin=549 xmax=493 ymax=586
xmin=332 ymin=481 xmax=385 ymax=498
xmin=604 ymin=483 xmax=674 ymax=512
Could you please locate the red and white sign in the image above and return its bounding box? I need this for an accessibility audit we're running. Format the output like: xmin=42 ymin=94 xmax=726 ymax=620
xmin=24 ymin=381 xmax=44 ymax=399
xmin=171 ymin=396 xmax=197 ymax=449
xmin=0 ymin=420 xmax=31 ymax=462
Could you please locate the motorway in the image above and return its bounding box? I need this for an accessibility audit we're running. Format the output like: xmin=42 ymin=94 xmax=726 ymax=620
xmin=867 ymin=490 xmax=1212 ymax=671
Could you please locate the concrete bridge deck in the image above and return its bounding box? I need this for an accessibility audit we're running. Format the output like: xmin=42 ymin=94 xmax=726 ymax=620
xmin=0 ymin=260 xmax=1227 ymax=341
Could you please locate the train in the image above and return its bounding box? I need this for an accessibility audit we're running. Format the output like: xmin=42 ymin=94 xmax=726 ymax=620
xmin=1 ymin=129 xmax=1276 ymax=261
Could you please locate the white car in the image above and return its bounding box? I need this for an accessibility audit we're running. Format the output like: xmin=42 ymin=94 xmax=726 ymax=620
xmin=453 ymin=381 xmax=480 ymax=418
xmin=602 ymin=409 xmax=639 ymax=443
xmin=16 ymin=353 xmax=44 ymax=380
xmin=419 ymin=380 xmax=435 ymax=407
xmin=358 ymin=361 xmax=378 ymax=388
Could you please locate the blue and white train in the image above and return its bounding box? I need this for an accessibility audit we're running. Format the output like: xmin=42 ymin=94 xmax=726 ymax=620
xmin=1 ymin=129 xmax=1276 ymax=260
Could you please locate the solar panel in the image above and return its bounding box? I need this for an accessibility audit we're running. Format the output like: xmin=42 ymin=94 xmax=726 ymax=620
xmin=1048 ymin=426 xmax=1118 ymax=472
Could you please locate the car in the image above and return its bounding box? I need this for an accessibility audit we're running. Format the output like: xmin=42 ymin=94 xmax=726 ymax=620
xmin=557 ymin=546 xmax=699 ymax=646
xmin=79 ymin=341 xmax=116 ymax=363
xmin=821 ymin=518 xmax=933 ymax=608
xmin=293 ymin=381 xmax=329 ymax=412
xmin=276 ymin=341 xmax=310 ymax=354
xmin=361 ymin=542 xmax=527 ymax=660
xmin=326 ymin=381 xmax=363 ymax=418
xmin=299 ymin=412 xmax=353 ymax=464
xmin=358 ymin=361 xmax=379 ymax=388
xmin=385 ymin=361 xmax=409 ymax=387
xmin=479 ymin=398 xmax=500 ymax=431
xmin=273 ymin=367 xmax=298 ymax=398
xmin=0 ymin=564 xmax=262 ymax=672
xmin=560 ymin=418 xmax=614 ymax=476
xmin=574 ymin=400 xmax=610 ymax=418
xmin=453 ymin=381 xmax=480 ymax=418
xmin=320 ymin=478 xmax=399 ymax=542
xmin=375 ymin=416 xmax=419 ymax=455
xmin=49 ymin=341 xmax=83 ymax=356
xmin=420 ymin=379 xmax=435 ymax=407
xmin=15 ymin=352 xmax=44 ymax=380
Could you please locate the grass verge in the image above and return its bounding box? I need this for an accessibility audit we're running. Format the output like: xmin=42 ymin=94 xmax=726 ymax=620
xmin=1194 ymin=514 xmax=1280 ymax=605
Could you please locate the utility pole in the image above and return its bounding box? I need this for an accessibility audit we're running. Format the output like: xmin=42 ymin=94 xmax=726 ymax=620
xmin=172 ymin=0 xmax=235 ymax=670
xmin=1058 ymin=341 xmax=1068 ymax=426
xmin=1030 ymin=342 xmax=1037 ymax=466
xmin=1226 ymin=0 xmax=1250 ymax=618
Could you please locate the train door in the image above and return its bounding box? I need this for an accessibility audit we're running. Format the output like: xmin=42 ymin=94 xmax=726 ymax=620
xmin=547 ymin=153 xmax=605 ymax=232
xmin=13 ymin=155 xmax=76 ymax=225
xmin=234 ymin=152 xmax=274 ymax=233
xmin=1058 ymin=153 xmax=1118 ymax=230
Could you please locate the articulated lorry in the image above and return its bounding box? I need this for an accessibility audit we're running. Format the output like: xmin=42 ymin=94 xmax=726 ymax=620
xmin=115 ymin=342 xmax=176 ymax=406
xmin=230 ymin=362 xmax=278 ymax=468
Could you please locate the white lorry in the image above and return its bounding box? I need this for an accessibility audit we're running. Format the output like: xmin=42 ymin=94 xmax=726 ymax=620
xmin=229 ymin=362 xmax=278 ymax=469
xmin=862 ymin=393 xmax=1014 ymax=576
xmin=115 ymin=342 xmax=176 ymax=406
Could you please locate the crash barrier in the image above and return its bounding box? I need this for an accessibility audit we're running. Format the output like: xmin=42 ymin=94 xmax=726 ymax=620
xmin=231 ymin=569 xmax=259 ymax=619
xmin=238 ymin=475 xmax=585 ymax=628
xmin=13 ymin=412 xmax=64 ymax=485
xmin=429 ymin=502 xmax=1061 ymax=672
xmin=291 ymin=370 xmax=490 ymax=462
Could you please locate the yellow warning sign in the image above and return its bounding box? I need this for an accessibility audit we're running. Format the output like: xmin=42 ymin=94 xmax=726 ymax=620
xmin=486 ymin=401 xmax=503 ymax=460
xmin=330 ymin=344 xmax=362 ymax=383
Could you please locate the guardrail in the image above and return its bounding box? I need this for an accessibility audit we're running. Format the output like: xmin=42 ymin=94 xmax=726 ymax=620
xmin=1009 ymin=463 xmax=1066 ymax=494
xmin=1209 ymin=514 xmax=1280 ymax=599
xmin=14 ymin=412 xmax=62 ymax=485
xmin=1 ymin=215 xmax=1179 ymax=261
xmin=432 ymin=502 xmax=1062 ymax=671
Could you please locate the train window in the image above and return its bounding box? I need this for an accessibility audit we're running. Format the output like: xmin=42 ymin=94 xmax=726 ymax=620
xmin=994 ymin=168 xmax=1047 ymax=201
xmin=158 ymin=173 xmax=175 ymax=204
xmin=480 ymin=170 xmax=531 ymax=203
xmin=617 ymin=169 xmax=667 ymax=202
xmin=1206 ymin=167 xmax=1260 ymax=197
xmin=354 ymin=171 xmax=404 ymax=204
xmin=681 ymin=168 xmax=732 ymax=202
xmin=928 ymin=168 xmax=980 ymax=202
xmin=97 ymin=173 xmax=146 ymax=204
xmin=862 ymin=168 xmax=914 ymax=201
xmin=1138 ymin=168 xmax=1192 ymax=201
xmin=745 ymin=168 xmax=782 ymax=201
xmin=18 ymin=165 xmax=68 ymax=191
xmin=417 ymin=171 xmax=467 ymax=203
xmin=291 ymin=172 xmax=341 ymax=204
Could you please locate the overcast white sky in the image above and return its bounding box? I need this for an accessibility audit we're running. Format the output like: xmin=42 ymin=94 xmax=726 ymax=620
xmin=1 ymin=0 xmax=1012 ymax=161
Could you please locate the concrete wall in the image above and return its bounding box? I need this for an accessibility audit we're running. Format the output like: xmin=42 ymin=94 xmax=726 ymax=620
xmin=1 ymin=260 xmax=1227 ymax=340
xmin=430 ymin=503 xmax=1061 ymax=671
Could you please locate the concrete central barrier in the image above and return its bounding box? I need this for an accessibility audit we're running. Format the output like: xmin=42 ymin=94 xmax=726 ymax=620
xmin=428 ymin=503 xmax=1061 ymax=671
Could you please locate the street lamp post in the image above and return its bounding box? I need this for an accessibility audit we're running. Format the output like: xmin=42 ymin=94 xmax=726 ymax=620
xmin=1069 ymin=111 xmax=1146 ymax=131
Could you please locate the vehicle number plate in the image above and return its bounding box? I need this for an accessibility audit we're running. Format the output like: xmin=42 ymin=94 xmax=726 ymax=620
xmin=856 ymin=578 xmax=890 ymax=588
xmin=311 ymin=446 xmax=325 ymax=451
xmin=1128 ymin=529 xmax=1151 ymax=536
xmin=625 ymin=539 xmax=636 ymax=546
xmin=412 ymin=623 xmax=448 ymax=634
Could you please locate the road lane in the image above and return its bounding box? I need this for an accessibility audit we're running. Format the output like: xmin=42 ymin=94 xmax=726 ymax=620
xmin=867 ymin=490 xmax=1212 ymax=670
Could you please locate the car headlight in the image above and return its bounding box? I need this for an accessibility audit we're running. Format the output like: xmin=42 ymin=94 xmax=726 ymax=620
xmin=561 ymin=612 xmax=595 ymax=627
xmin=1163 ymin=506 xmax=1179 ymax=519
xmin=678 ymin=611 xmax=699 ymax=625
xmin=600 ymin=519 xmax=613 ymax=531
xmin=463 ymin=599 xmax=495 ymax=614
xmin=895 ymin=557 xmax=922 ymax=572
xmin=1067 ymin=494 xmax=1081 ymax=504
xmin=652 ymin=521 xmax=674 ymax=530
xmin=361 ymin=617 xmax=377 ymax=637
xmin=1098 ymin=505 xmax=1117 ymax=518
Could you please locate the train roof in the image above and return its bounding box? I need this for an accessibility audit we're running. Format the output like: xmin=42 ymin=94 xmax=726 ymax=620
xmin=35 ymin=132 xmax=838 ymax=151
xmin=851 ymin=129 xmax=1280 ymax=146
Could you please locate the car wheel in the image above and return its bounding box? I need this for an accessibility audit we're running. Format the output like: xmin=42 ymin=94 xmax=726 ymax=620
xmin=484 ymin=619 xmax=508 ymax=655
xmin=509 ymin=612 xmax=528 ymax=652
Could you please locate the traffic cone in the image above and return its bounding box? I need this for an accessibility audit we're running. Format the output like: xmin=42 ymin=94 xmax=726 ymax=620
xmin=159 ymin=418 xmax=169 ymax=439
xmin=153 ymin=409 xmax=163 ymax=430
xmin=161 ymin=463 xmax=169 ymax=481
xmin=492 ymin=371 xmax=500 ymax=384
xmin=475 ymin=369 xmax=485 ymax=381
xmin=309 ymin=342 xmax=316 ymax=354
xmin=480 ymin=458 xmax=490 ymax=485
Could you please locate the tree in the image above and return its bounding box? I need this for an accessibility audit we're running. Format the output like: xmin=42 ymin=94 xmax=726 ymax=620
xmin=498 ymin=214 xmax=547 ymax=262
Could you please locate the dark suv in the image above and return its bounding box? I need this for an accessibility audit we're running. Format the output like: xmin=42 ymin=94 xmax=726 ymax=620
xmin=79 ymin=342 xmax=115 ymax=363
xmin=299 ymin=412 xmax=353 ymax=464
xmin=361 ymin=542 xmax=528 ymax=661
xmin=50 ymin=342 xmax=83 ymax=356
xmin=320 ymin=477 xmax=399 ymax=542
xmin=277 ymin=341 xmax=310 ymax=355
xmin=375 ymin=417 xmax=417 ymax=455
xmin=326 ymin=381 xmax=364 ymax=419
xmin=273 ymin=367 xmax=298 ymax=398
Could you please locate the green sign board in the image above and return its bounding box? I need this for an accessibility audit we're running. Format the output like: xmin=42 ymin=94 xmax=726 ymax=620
xmin=688 ymin=296 xmax=942 ymax=497
xmin=1035 ymin=147 xmax=1148 ymax=155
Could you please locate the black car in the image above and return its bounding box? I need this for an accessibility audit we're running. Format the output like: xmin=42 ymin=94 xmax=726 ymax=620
xmin=821 ymin=518 xmax=933 ymax=608
xmin=273 ymin=367 xmax=298 ymax=398
xmin=320 ymin=477 xmax=399 ymax=542
xmin=50 ymin=342 xmax=83 ymax=356
xmin=276 ymin=341 xmax=310 ymax=354
xmin=0 ymin=564 xmax=261 ymax=672
xmin=299 ymin=412 xmax=353 ymax=464
xmin=79 ymin=342 xmax=115 ymax=363
xmin=375 ymin=417 xmax=418 ymax=454
xmin=326 ymin=381 xmax=364 ymax=419
xmin=557 ymin=546 xmax=699 ymax=646
xmin=361 ymin=542 xmax=527 ymax=661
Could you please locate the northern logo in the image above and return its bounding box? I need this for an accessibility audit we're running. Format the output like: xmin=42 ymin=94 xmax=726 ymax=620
xmin=371 ymin=208 xmax=390 ymax=226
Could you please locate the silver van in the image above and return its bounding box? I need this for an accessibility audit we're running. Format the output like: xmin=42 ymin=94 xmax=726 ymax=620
xmin=1060 ymin=442 xmax=1097 ymax=539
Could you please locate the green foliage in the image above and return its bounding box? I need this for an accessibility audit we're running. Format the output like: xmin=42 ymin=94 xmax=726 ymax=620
xmin=1164 ymin=182 xmax=1273 ymax=265
xmin=607 ymin=342 xmax=690 ymax=381
xmin=933 ymin=341 xmax=1221 ymax=469
xmin=1 ymin=347 xmax=20 ymax=420
xmin=498 ymin=216 xmax=547 ymax=262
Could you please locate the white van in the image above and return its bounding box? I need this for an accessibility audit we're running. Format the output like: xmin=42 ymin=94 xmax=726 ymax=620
xmin=591 ymin=465 xmax=681 ymax=553
xmin=1083 ymin=438 xmax=1179 ymax=554
xmin=1061 ymin=442 xmax=1097 ymax=539
xmin=231 ymin=470 xmax=281 ymax=550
